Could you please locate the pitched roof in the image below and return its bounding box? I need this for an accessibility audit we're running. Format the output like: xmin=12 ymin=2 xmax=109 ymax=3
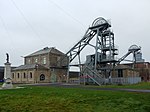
xmin=25 ymin=47 xmax=65 ymax=57
xmin=12 ymin=64 xmax=48 ymax=71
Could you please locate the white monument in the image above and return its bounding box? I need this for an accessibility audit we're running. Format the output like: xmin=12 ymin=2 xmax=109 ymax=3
xmin=2 ymin=53 xmax=13 ymax=89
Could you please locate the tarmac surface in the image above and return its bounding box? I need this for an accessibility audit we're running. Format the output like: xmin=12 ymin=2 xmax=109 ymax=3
xmin=24 ymin=83 xmax=150 ymax=93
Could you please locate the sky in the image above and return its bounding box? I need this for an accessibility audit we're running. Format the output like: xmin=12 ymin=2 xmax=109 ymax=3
xmin=0 ymin=0 xmax=150 ymax=66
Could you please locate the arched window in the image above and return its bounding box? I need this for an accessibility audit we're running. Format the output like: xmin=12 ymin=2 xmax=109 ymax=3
xmin=24 ymin=73 xmax=26 ymax=78
xmin=40 ymin=74 xmax=45 ymax=81
xmin=12 ymin=73 xmax=14 ymax=78
xmin=30 ymin=72 xmax=32 ymax=78
xmin=17 ymin=73 xmax=20 ymax=78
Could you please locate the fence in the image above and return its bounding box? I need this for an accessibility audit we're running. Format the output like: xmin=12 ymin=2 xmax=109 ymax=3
xmin=110 ymin=77 xmax=141 ymax=84
xmin=69 ymin=77 xmax=141 ymax=85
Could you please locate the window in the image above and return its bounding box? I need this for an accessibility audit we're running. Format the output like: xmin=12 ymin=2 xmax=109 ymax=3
xmin=43 ymin=57 xmax=46 ymax=64
xmin=28 ymin=59 xmax=31 ymax=64
xmin=24 ymin=73 xmax=26 ymax=78
xmin=118 ymin=69 xmax=123 ymax=77
xmin=17 ymin=73 xmax=20 ymax=78
xmin=35 ymin=58 xmax=38 ymax=63
xmin=30 ymin=72 xmax=32 ymax=78
xmin=12 ymin=73 xmax=14 ymax=78
xmin=40 ymin=74 xmax=45 ymax=81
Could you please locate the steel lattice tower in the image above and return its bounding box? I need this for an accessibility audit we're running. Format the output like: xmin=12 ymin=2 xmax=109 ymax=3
xmin=64 ymin=17 xmax=118 ymax=85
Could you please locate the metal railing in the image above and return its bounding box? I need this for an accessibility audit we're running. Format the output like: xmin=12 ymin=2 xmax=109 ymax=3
xmin=110 ymin=77 xmax=141 ymax=84
xmin=81 ymin=62 xmax=104 ymax=85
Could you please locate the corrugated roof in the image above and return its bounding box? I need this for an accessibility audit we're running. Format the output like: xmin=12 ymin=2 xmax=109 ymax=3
xmin=25 ymin=47 xmax=65 ymax=57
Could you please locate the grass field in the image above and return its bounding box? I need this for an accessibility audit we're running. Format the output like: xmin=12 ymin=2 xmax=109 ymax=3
xmin=0 ymin=84 xmax=150 ymax=112
xmin=92 ymin=82 xmax=150 ymax=90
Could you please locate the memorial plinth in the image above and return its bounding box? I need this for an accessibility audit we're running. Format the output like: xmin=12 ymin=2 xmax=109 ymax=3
xmin=2 ymin=61 xmax=13 ymax=89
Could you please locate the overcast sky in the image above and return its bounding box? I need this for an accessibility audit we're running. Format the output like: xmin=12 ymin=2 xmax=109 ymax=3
xmin=0 ymin=0 xmax=150 ymax=66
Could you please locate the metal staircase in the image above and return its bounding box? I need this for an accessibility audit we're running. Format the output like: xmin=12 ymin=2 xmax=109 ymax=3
xmin=82 ymin=62 xmax=104 ymax=85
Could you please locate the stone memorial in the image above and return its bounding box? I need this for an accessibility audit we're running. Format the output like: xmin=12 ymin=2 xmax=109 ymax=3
xmin=2 ymin=53 xmax=13 ymax=89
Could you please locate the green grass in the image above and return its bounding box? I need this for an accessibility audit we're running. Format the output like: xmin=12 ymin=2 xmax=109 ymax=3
xmin=86 ymin=82 xmax=150 ymax=90
xmin=0 ymin=86 xmax=150 ymax=112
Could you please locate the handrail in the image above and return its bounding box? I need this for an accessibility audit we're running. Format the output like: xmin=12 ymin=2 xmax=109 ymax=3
xmin=81 ymin=61 xmax=104 ymax=85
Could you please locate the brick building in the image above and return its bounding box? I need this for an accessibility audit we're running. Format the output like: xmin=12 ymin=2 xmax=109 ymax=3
xmin=124 ymin=62 xmax=150 ymax=82
xmin=112 ymin=64 xmax=140 ymax=78
xmin=12 ymin=47 xmax=68 ymax=83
